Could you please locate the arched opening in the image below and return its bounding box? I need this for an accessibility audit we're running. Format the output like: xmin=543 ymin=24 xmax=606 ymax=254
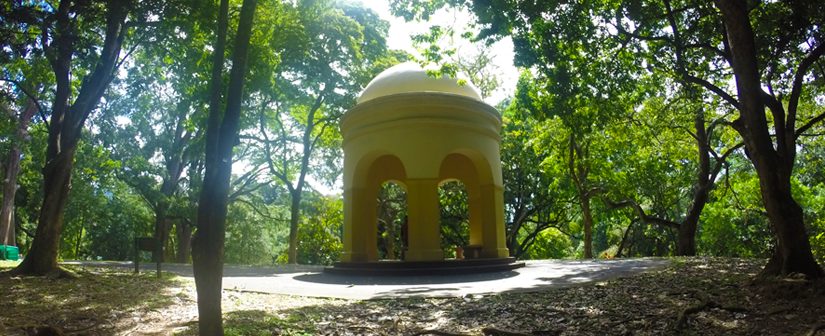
xmin=438 ymin=179 xmax=470 ymax=259
xmin=345 ymin=154 xmax=407 ymax=262
xmin=376 ymin=181 xmax=407 ymax=260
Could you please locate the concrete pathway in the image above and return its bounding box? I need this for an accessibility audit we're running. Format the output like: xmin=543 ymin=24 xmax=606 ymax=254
xmin=64 ymin=258 xmax=669 ymax=300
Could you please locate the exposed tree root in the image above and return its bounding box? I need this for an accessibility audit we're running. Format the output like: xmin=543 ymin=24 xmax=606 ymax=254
xmin=808 ymin=323 xmax=825 ymax=336
xmin=412 ymin=329 xmax=472 ymax=336
xmin=22 ymin=325 xmax=65 ymax=336
xmin=676 ymin=300 xmax=711 ymax=330
xmin=6 ymin=266 xmax=78 ymax=279
xmin=675 ymin=298 xmax=748 ymax=330
xmin=766 ymin=306 xmax=793 ymax=315
xmin=48 ymin=267 xmax=79 ymax=280
xmin=412 ymin=327 xmax=532 ymax=336
xmin=481 ymin=327 xmax=532 ymax=335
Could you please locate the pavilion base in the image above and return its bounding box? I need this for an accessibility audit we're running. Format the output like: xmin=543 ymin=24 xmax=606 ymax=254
xmin=325 ymin=257 xmax=525 ymax=276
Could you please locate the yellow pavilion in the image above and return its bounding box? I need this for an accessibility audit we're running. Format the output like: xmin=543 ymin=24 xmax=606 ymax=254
xmin=338 ymin=62 xmax=511 ymax=266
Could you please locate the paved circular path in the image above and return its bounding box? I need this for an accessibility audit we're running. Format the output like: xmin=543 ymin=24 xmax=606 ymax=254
xmin=65 ymin=258 xmax=669 ymax=300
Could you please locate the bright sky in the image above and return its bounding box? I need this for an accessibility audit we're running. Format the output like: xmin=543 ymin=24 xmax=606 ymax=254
xmin=357 ymin=0 xmax=519 ymax=105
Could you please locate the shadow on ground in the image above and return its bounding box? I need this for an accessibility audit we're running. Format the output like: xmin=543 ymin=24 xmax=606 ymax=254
xmin=294 ymin=270 xmax=519 ymax=285
xmin=532 ymin=259 xmax=669 ymax=286
xmin=61 ymin=260 xmax=323 ymax=277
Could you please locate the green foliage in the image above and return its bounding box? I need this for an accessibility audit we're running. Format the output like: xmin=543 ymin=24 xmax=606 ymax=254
xmin=377 ymin=182 xmax=406 ymax=260
xmin=439 ymin=181 xmax=469 ymax=248
xmin=500 ymin=97 xmax=576 ymax=258
xmin=84 ymin=186 xmax=153 ymax=261
xmin=60 ymin=136 xmax=127 ymax=260
xmin=699 ymin=171 xmax=773 ymax=258
xmin=225 ymin=201 xmax=287 ymax=266
xmin=521 ymin=228 xmax=573 ymax=260
xmin=797 ymin=128 xmax=825 ymax=263
xmin=276 ymin=195 xmax=343 ymax=265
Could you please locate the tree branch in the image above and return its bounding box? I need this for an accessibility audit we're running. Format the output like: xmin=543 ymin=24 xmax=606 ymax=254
xmin=604 ymin=198 xmax=680 ymax=230
xmin=796 ymin=111 xmax=825 ymax=139
xmin=684 ymin=74 xmax=740 ymax=110
xmin=0 ymin=78 xmax=49 ymax=126
xmin=787 ymin=42 xmax=825 ymax=135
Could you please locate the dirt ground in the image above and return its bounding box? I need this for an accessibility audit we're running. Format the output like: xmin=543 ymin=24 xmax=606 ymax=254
xmin=1 ymin=257 xmax=823 ymax=335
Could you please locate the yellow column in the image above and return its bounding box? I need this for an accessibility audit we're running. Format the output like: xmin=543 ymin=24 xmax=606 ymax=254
xmin=342 ymin=187 xmax=367 ymax=262
xmin=405 ymin=178 xmax=443 ymax=261
xmin=467 ymin=185 xmax=483 ymax=246
xmin=480 ymin=183 xmax=510 ymax=258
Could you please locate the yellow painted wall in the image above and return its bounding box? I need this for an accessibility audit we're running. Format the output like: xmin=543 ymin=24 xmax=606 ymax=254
xmin=341 ymin=92 xmax=509 ymax=262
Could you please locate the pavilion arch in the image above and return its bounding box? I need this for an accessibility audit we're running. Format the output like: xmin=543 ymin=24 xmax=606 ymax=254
xmin=438 ymin=152 xmax=505 ymax=258
xmin=345 ymin=154 xmax=407 ymax=262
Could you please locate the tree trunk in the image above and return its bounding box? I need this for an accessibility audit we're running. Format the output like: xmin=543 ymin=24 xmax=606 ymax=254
xmin=758 ymin=182 xmax=822 ymax=277
xmin=0 ymin=100 xmax=36 ymax=246
xmin=386 ymin=210 xmax=397 ymax=260
xmin=284 ymin=92 xmax=325 ymax=264
xmin=715 ymin=0 xmax=823 ymax=278
xmin=15 ymin=147 xmax=76 ymax=274
xmin=176 ymin=220 xmax=192 ymax=263
xmin=568 ymin=135 xmax=594 ymax=259
xmin=677 ymin=102 xmax=712 ymax=256
xmin=677 ymin=206 xmax=700 ymax=256
xmin=615 ymin=220 xmax=634 ymax=258
xmin=581 ymin=193 xmax=594 ymax=259
xmin=191 ymin=0 xmax=256 ymax=334
xmin=74 ymin=226 xmax=83 ymax=258
xmin=152 ymin=207 xmax=169 ymax=262
xmin=287 ymin=190 xmax=302 ymax=264
xmin=1 ymin=152 xmax=20 ymax=245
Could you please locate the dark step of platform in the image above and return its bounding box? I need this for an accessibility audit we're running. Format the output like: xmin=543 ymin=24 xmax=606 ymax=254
xmin=325 ymin=257 xmax=525 ymax=276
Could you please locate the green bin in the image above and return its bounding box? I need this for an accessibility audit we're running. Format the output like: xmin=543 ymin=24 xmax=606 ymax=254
xmin=1 ymin=245 xmax=19 ymax=261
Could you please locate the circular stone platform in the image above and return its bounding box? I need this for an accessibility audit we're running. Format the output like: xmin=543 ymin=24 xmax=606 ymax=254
xmin=65 ymin=258 xmax=670 ymax=300
xmin=325 ymin=257 xmax=525 ymax=276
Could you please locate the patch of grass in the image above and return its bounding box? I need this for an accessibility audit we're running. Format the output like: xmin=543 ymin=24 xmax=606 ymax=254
xmin=0 ymin=259 xmax=21 ymax=269
xmin=175 ymin=308 xmax=322 ymax=335
xmin=224 ymin=309 xmax=317 ymax=336
xmin=0 ymin=266 xmax=182 ymax=335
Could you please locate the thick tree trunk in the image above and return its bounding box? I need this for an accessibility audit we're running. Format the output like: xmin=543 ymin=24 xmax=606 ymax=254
xmin=758 ymin=177 xmax=822 ymax=277
xmin=1 ymin=149 xmax=22 ymax=246
xmin=677 ymin=205 xmax=701 ymax=256
xmin=14 ymin=148 xmax=76 ymax=275
xmin=191 ymin=0 xmax=256 ymax=334
xmin=192 ymin=0 xmax=229 ymax=330
xmin=287 ymin=190 xmax=302 ymax=264
xmin=0 ymin=101 xmax=37 ymax=246
xmin=176 ymin=220 xmax=192 ymax=263
xmin=716 ymin=0 xmax=823 ymax=278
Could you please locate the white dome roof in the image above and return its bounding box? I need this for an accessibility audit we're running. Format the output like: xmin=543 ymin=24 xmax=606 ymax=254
xmin=356 ymin=62 xmax=482 ymax=104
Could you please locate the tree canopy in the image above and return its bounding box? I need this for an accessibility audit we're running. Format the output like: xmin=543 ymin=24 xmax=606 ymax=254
xmin=1 ymin=1 xmax=824 ymax=331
